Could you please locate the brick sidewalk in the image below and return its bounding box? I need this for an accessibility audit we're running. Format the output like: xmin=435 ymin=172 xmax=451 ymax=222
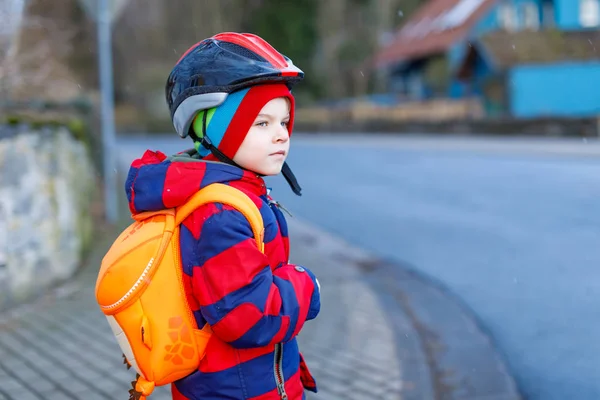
xmin=0 ymin=218 xmax=424 ymax=400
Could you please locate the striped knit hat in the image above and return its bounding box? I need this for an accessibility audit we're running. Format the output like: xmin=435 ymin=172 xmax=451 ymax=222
xmin=192 ymin=83 xmax=295 ymax=160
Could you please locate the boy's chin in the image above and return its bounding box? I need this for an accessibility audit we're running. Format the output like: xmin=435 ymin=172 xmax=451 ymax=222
xmin=254 ymin=162 xmax=284 ymax=176
xmin=256 ymin=167 xmax=283 ymax=176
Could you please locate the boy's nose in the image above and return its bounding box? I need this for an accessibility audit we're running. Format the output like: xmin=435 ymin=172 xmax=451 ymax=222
xmin=275 ymin=126 xmax=289 ymax=142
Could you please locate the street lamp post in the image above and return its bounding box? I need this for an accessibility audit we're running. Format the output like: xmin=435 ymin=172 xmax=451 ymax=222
xmin=78 ymin=0 xmax=129 ymax=223
xmin=97 ymin=0 xmax=118 ymax=223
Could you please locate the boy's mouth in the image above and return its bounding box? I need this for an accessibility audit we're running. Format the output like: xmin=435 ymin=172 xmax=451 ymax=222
xmin=270 ymin=150 xmax=286 ymax=156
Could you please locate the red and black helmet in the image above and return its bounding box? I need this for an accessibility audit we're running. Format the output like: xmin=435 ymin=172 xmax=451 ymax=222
xmin=166 ymin=32 xmax=304 ymax=138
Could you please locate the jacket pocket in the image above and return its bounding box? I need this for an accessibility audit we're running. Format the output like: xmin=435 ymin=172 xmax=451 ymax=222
xmin=299 ymin=353 xmax=317 ymax=393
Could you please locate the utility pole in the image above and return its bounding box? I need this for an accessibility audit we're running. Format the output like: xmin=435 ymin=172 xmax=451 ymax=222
xmin=80 ymin=0 xmax=129 ymax=223
xmin=97 ymin=0 xmax=118 ymax=223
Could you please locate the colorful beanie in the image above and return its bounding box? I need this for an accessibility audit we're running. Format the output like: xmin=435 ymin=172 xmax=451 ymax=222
xmin=192 ymin=83 xmax=295 ymax=160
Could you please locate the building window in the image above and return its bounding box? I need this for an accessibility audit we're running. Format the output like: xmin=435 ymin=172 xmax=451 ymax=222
xmin=408 ymin=73 xmax=424 ymax=100
xmin=522 ymin=3 xmax=540 ymax=30
xmin=580 ymin=0 xmax=600 ymax=28
xmin=498 ymin=3 xmax=518 ymax=31
xmin=542 ymin=1 xmax=555 ymax=27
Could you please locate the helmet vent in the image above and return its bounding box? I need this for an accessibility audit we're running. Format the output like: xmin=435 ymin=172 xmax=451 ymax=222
xmin=219 ymin=42 xmax=266 ymax=62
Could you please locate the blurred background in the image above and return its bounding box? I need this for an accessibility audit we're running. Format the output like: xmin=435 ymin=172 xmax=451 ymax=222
xmin=4 ymin=0 xmax=600 ymax=132
xmin=2 ymin=0 xmax=600 ymax=400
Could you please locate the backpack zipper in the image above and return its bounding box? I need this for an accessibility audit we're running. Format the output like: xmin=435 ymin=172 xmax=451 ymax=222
xmin=273 ymin=343 xmax=288 ymax=399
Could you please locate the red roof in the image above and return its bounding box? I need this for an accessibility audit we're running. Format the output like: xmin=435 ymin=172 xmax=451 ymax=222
xmin=373 ymin=0 xmax=497 ymax=68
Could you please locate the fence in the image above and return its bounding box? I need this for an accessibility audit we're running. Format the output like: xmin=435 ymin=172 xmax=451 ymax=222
xmin=295 ymin=98 xmax=485 ymax=125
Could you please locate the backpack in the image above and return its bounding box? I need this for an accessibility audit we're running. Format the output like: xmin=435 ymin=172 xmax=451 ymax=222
xmin=95 ymin=183 xmax=264 ymax=399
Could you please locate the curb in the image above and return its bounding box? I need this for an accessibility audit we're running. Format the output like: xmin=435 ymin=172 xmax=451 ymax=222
xmin=365 ymin=258 xmax=522 ymax=400
xmin=289 ymin=217 xmax=522 ymax=400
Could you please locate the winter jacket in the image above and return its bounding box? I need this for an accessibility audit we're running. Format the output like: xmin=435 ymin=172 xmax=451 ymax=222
xmin=125 ymin=149 xmax=321 ymax=400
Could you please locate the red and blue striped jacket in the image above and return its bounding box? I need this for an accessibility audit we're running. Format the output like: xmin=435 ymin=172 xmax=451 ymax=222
xmin=125 ymin=149 xmax=321 ymax=400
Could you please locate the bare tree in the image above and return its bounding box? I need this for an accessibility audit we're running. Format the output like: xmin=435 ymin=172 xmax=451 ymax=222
xmin=0 ymin=0 xmax=25 ymax=47
xmin=110 ymin=0 xmax=251 ymax=124
xmin=0 ymin=0 xmax=25 ymax=100
xmin=0 ymin=0 xmax=84 ymax=103
xmin=314 ymin=0 xmax=348 ymax=99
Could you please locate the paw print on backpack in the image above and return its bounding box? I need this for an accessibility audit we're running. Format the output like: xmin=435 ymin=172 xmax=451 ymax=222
xmin=164 ymin=316 xmax=196 ymax=365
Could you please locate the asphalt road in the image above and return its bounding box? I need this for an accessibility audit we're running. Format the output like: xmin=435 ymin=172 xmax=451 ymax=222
xmin=117 ymin=133 xmax=600 ymax=400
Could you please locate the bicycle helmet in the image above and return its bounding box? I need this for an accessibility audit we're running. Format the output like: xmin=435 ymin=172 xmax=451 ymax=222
xmin=165 ymin=32 xmax=304 ymax=195
xmin=166 ymin=32 xmax=304 ymax=139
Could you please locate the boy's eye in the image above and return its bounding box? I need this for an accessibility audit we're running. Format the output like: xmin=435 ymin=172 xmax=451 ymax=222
xmin=281 ymin=121 xmax=290 ymax=127
xmin=256 ymin=121 xmax=268 ymax=127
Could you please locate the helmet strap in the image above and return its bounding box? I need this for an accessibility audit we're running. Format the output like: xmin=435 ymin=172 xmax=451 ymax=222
xmin=190 ymin=110 xmax=241 ymax=168
xmin=192 ymin=110 xmax=302 ymax=196
xmin=281 ymin=162 xmax=302 ymax=196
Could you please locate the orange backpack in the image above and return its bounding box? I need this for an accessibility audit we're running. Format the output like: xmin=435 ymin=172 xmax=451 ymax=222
xmin=95 ymin=183 xmax=264 ymax=399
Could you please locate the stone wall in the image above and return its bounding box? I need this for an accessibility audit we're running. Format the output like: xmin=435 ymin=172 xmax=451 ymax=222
xmin=0 ymin=125 xmax=97 ymax=310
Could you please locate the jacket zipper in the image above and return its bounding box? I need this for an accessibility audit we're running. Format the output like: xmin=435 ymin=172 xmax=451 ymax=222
xmin=269 ymin=199 xmax=293 ymax=218
xmin=274 ymin=343 xmax=287 ymax=399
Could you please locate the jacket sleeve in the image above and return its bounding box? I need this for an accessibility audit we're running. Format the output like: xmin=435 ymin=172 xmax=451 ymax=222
xmin=190 ymin=203 xmax=321 ymax=349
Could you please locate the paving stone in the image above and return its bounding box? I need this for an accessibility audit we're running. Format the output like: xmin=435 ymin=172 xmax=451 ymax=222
xmin=0 ymin=218 xmax=433 ymax=400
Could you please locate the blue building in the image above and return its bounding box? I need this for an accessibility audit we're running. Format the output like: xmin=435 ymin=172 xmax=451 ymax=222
xmin=373 ymin=0 xmax=600 ymax=118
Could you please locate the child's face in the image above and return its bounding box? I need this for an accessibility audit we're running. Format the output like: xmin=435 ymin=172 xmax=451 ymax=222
xmin=233 ymin=97 xmax=291 ymax=176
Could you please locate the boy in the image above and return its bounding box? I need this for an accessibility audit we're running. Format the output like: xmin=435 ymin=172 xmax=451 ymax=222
xmin=125 ymin=33 xmax=321 ymax=399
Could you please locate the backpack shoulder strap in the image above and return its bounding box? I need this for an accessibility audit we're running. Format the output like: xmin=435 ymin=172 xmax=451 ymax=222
xmin=175 ymin=183 xmax=265 ymax=252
